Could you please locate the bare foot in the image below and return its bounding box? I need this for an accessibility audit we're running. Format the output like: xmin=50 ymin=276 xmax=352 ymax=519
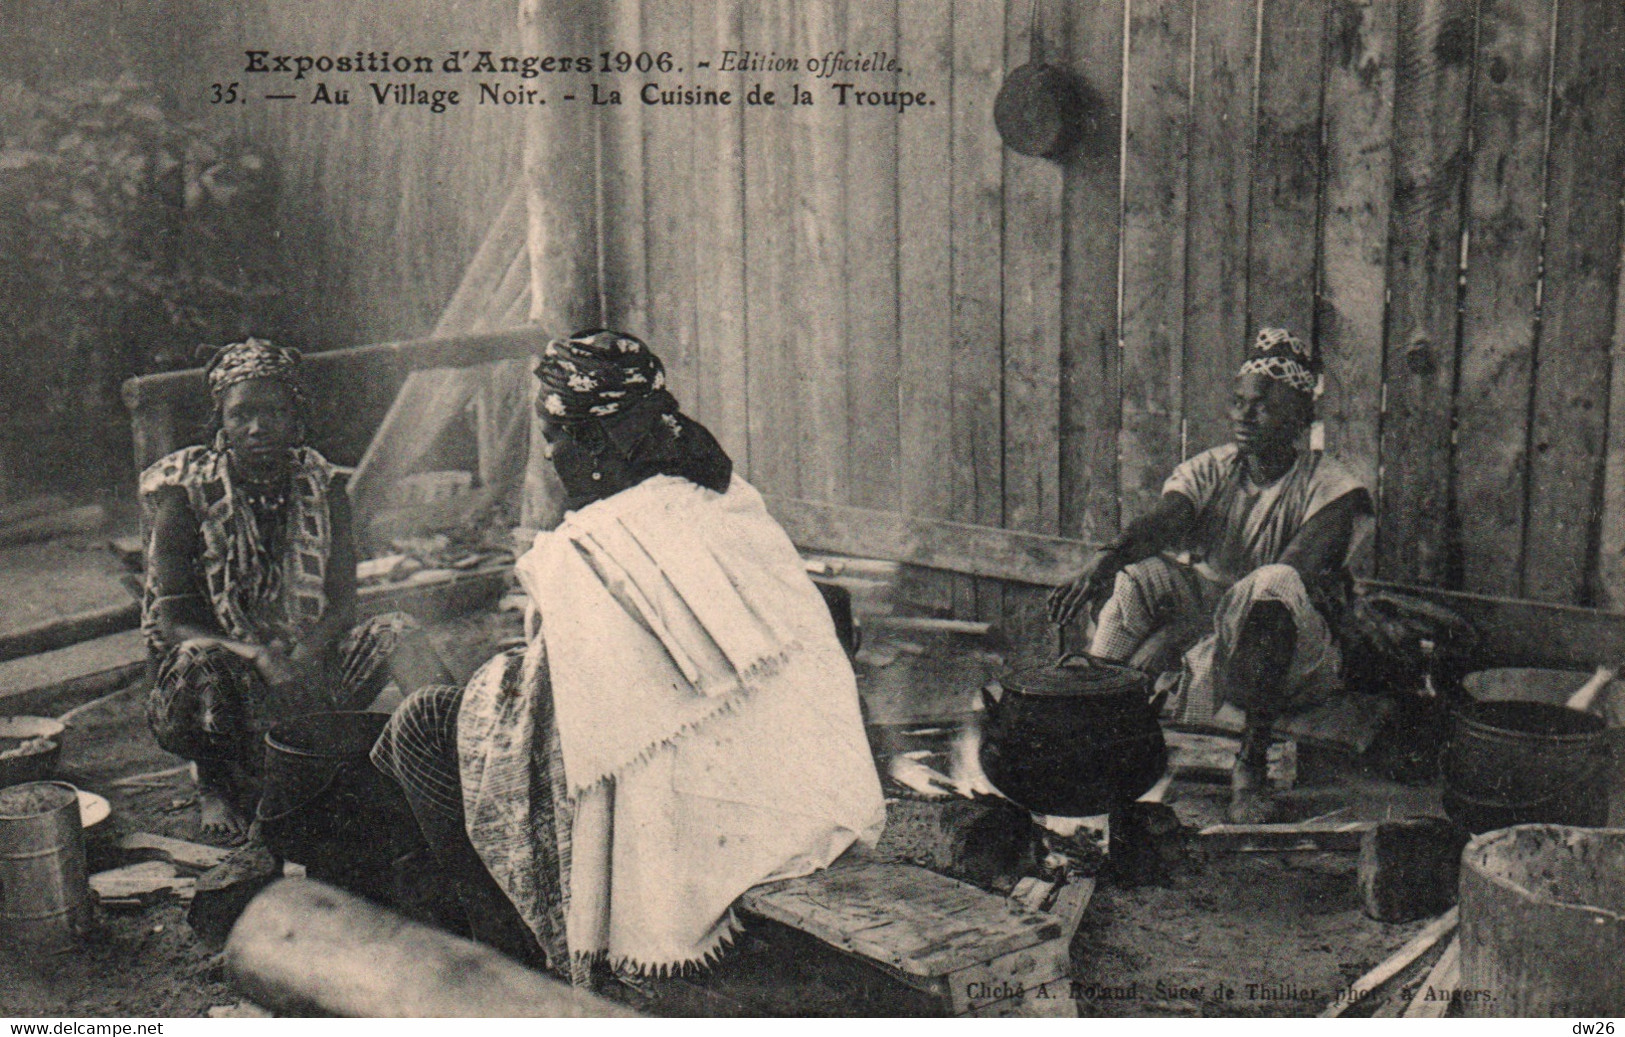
xmin=198 ymin=787 xmax=249 ymax=845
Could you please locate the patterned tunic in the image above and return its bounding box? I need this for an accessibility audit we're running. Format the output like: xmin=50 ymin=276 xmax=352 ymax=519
xmin=139 ymin=444 xmax=335 ymax=656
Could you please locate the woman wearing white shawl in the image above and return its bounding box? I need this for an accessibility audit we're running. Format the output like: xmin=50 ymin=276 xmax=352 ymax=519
xmin=372 ymin=330 xmax=885 ymax=980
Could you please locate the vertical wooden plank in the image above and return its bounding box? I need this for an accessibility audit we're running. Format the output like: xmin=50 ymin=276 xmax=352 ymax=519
xmin=1181 ymin=0 xmax=1258 ymax=457
xmin=1377 ymin=0 xmax=1475 ymax=585
xmin=898 ymin=0 xmax=957 ymax=611
xmin=1523 ymin=0 xmax=1625 ymax=604
xmin=1454 ymin=0 xmax=1555 ymax=596
xmin=1248 ymin=0 xmax=1329 ymax=338
xmin=642 ymin=0 xmax=700 ymax=407
xmin=790 ymin=0 xmax=850 ymax=503
xmin=1600 ymin=229 xmax=1625 ymax=609
xmin=1119 ymin=0 xmax=1192 ymax=524
xmin=1002 ymin=0 xmax=1065 ymax=536
xmin=742 ymin=0 xmax=795 ymax=496
xmin=600 ymin=0 xmax=649 ymax=338
xmin=845 ymin=0 xmax=902 ymax=512
xmin=1059 ymin=0 xmax=1127 ymax=543
xmin=950 ymin=0 xmax=1006 ymax=618
xmin=692 ymin=0 xmax=751 ymax=469
xmin=1318 ymin=0 xmax=1396 ymax=499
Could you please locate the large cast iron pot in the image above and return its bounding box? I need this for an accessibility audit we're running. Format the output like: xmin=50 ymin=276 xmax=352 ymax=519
xmin=979 ymin=654 xmax=1166 ymax=816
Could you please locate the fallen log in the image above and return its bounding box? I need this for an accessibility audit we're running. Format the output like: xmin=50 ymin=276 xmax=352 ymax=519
xmin=226 ymin=878 xmax=638 ymax=1017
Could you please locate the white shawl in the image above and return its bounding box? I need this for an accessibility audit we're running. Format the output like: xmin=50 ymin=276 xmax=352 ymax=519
xmin=460 ymin=474 xmax=884 ymax=972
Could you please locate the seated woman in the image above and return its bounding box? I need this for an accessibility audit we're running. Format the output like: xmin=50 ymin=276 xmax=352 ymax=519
xmin=1049 ymin=328 xmax=1372 ymax=824
xmin=373 ymin=329 xmax=885 ymax=981
xmin=141 ymin=338 xmax=449 ymax=843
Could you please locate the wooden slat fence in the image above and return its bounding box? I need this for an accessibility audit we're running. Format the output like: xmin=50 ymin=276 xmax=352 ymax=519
xmin=587 ymin=0 xmax=1625 ymax=613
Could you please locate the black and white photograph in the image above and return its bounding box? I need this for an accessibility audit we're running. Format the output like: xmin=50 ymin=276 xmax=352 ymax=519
xmin=0 ymin=0 xmax=1622 ymax=1021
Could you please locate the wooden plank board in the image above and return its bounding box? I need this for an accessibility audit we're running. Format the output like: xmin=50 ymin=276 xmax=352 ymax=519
xmin=1604 ymin=216 xmax=1625 ymax=609
xmin=944 ymin=938 xmax=1072 ymax=1014
xmin=600 ymin=0 xmax=650 ymax=337
xmin=1197 ymin=820 xmax=1375 ymax=851
xmin=1318 ymin=0 xmax=1397 ymax=500
xmin=1358 ymin=577 xmax=1625 ymax=670
xmin=790 ymin=0 xmax=850 ymax=503
xmin=950 ymin=0 xmax=1007 ymax=620
xmin=1248 ymin=0 xmax=1329 ymax=339
xmin=844 ymin=0 xmax=902 ymax=513
xmin=1181 ymin=0 xmax=1258 ymax=457
xmin=1402 ymin=935 xmax=1460 ymax=1018
xmin=1454 ymin=0 xmax=1556 ymax=596
xmin=1001 ymin=0 xmax=1065 ymax=537
xmin=765 ymin=496 xmax=1095 ymax=586
xmin=897 ymin=0 xmax=957 ymax=612
xmin=641 ymin=0 xmax=700 ymax=406
xmin=1319 ymin=907 xmax=1458 ymax=1017
xmin=741 ymin=0 xmax=796 ymax=495
xmin=692 ymin=0 xmax=751 ymax=469
xmin=1376 ymin=0 xmax=1476 ymax=585
xmin=1522 ymin=0 xmax=1625 ymax=604
xmin=1117 ymin=0 xmax=1192 ymax=525
xmin=738 ymin=858 xmax=1063 ymax=980
xmin=1058 ymin=0 xmax=1127 ymax=543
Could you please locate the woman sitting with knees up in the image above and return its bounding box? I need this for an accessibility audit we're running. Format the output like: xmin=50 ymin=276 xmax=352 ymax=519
xmin=141 ymin=337 xmax=450 ymax=845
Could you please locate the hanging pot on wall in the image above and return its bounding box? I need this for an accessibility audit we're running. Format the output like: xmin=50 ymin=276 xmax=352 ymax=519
xmin=994 ymin=0 xmax=1090 ymax=161
xmin=994 ymin=62 xmax=1090 ymax=160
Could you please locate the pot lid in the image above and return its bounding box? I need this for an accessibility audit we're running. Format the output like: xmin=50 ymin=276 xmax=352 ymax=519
xmin=1001 ymin=654 xmax=1148 ymax=697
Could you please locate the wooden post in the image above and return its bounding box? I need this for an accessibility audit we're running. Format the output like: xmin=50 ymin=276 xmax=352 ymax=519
xmin=225 ymin=878 xmax=638 ymax=1017
xmin=519 ymin=0 xmax=606 ymax=529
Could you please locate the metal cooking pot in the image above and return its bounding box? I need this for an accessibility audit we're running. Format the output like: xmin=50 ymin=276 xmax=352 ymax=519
xmin=979 ymin=653 xmax=1165 ymax=816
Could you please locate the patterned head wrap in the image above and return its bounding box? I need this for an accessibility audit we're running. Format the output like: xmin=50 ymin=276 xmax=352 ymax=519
xmin=204 ymin=337 xmax=304 ymax=404
xmin=1237 ymin=327 xmax=1318 ymax=396
xmin=535 ymin=329 xmax=667 ymax=424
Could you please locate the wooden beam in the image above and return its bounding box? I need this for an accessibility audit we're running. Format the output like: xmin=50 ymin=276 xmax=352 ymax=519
xmin=1118 ymin=0 xmax=1191 ymax=525
xmin=1058 ymin=0 xmax=1127 ymax=544
xmin=765 ymin=496 xmax=1095 ymax=587
xmin=1318 ymin=0 xmax=1397 ymax=501
xmin=1319 ymin=907 xmax=1458 ymax=1018
xmin=1377 ymin=0 xmax=1476 ymax=585
xmin=1181 ymin=0 xmax=1258 ymax=459
xmin=519 ymin=0 xmax=604 ymax=529
xmin=1358 ymin=577 xmax=1625 ymax=670
xmin=1525 ymin=0 xmax=1625 ymax=604
xmin=1454 ymin=0 xmax=1556 ymax=596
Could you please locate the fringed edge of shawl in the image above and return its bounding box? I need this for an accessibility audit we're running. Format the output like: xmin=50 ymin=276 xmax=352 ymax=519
xmin=567 ymin=908 xmax=743 ymax=983
xmin=562 ymin=642 xmax=806 ymax=802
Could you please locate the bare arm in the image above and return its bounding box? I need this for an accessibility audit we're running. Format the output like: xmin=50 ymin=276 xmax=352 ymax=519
xmin=149 ymin=486 xmax=248 ymax=652
xmin=1047 ymin=491 xmax=1197 ymax=625
xmin=1276 ymin=492 xmax=1363 ymax=589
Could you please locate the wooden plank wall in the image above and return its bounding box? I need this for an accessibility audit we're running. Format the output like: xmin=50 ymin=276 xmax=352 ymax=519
xmin=591 ymin=0 xmax=1625 ymax=615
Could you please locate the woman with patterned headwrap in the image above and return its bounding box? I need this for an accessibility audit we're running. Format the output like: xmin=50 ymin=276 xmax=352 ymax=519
xmin=372 ymin=329 xmax=885 ymax=980
xmin=1049 ymin=328 xmax=1372 ymax=823
xmin=141 ymin=337 xmax=449 ymax=843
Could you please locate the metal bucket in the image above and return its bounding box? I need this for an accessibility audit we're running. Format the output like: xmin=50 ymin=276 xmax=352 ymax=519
xmin=0 ymin=780 xmax=92 ymax=952
xmin=1443 ymin=698 xmax=1612 ymax=833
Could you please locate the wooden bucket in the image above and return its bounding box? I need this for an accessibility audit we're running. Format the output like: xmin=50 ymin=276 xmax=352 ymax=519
xmin=1459 ymin=825 xmax=1625 ymax=1016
